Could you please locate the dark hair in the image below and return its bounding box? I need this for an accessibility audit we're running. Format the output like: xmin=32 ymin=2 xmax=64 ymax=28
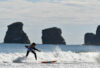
xmin=32 ymin=43 xmax=36 ymax=45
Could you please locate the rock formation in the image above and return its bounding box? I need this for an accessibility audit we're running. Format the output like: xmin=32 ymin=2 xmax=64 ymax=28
xmin=84 ymin=33 xmax=95 ymax=45
xmin=4 ymin=22 xmax=30 ymax=44
xmin=42 ymin=27 xmax=66 ymax=44
xmin=84 ymin=25 xmax=100 ymax=45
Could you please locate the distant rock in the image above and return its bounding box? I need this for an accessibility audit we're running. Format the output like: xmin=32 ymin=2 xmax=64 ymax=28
xmin=84 ymin=33 xmax=95 ymax=45
xmin=4 ymin=22 xmax=30 ymax=44
xmin=42 ymin=27 xmax=66 ymax=44
xmin=96 ymin=25 xmax=100 ymax=36
xmin=84 ymin=25 xmax=100 ymax=45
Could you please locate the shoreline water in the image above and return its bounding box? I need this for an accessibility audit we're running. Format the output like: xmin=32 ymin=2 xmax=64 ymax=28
xmin=0 ymin=43 xmax=100 ymax=68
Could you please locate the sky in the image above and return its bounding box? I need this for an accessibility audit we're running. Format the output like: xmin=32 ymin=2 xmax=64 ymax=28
xmin=0 ymin=0 xmax=100 ymax=44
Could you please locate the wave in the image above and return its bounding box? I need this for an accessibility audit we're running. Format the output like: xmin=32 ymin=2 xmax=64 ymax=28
xmin=1 ymin=44 xmax=100 ymax=64
xmin=0 ymin=51 xmax=100 ymax=63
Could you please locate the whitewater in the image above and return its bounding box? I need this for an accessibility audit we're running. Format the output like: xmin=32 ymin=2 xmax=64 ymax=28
xmin=1 ymin=44 xmax=100 ymax=68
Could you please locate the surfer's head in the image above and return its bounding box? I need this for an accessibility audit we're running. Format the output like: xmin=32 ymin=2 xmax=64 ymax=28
xmin=32 ymin=43 xmax=36 ymax=47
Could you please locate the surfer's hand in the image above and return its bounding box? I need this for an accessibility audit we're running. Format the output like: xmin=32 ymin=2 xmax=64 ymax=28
xmin=25 ymin=46 xmax=29 ymax=48
xmin=38 ymin=50 xmax=41 ymax=52
xmin=25 ymin=46 xmax=27 ymax=48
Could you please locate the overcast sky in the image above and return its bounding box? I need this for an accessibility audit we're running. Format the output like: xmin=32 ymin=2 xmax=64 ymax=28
xmin=0 ymin=0 xmax=100 ymax=44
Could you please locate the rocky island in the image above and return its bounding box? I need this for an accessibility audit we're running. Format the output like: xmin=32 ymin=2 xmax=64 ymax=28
xmin=84 ymin=25 xmax=100 ymax=45
xmin=42 ymin=27 xmax=66 ymax=45
xmin=4 ymin=22 xmax=30 ymax=44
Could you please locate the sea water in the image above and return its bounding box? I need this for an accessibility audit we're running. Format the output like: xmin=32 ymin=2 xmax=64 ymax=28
xmin=0 ymin=43 xmax=100 ymax=68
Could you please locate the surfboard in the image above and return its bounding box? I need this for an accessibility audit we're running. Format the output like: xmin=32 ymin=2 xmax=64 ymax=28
xmin=41 ymin=60 xmax=57 ymax=63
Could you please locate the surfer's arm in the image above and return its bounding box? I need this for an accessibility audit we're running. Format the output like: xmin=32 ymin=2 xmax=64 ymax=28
xmin=33 ymin=47 xmax=41 ymax=52
xmin=25 ymin=45 xmax=30 ymax=48
xmin=25 ymin=46 xmax=29 ymax=48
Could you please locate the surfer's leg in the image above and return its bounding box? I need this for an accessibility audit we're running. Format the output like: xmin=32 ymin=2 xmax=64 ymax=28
xmin=26 ymin=51 xmax=30 ymax=57
xmin=31 ymin=51 xmax=37 ymax=60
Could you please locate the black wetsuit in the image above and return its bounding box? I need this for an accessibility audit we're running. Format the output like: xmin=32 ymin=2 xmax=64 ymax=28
xmin=26 ymin=46 xmax=39 ymax=60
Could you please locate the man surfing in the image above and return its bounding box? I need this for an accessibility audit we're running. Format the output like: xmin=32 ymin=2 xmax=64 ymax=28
xmin=25 ymin=43 xmax=41 ymax=60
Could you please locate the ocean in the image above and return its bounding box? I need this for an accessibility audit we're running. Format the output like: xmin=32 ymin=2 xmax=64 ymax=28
xmin=0 ymin=43 xmax=100 ymax=68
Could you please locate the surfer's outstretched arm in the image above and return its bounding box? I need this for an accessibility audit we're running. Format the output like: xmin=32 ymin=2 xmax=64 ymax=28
xmin=33 ymin=47 xmax=41 ymax=52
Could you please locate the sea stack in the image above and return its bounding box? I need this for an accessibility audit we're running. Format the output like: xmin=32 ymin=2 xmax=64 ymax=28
xmin=42 ymin=27 xmax=66 ymax=45
xmin=4 ymin=22 xmax=30 ymax=44
xmin=84 ymin=25 xmax=100 ymax=45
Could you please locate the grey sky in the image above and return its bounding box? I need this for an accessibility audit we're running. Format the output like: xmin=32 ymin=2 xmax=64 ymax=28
xmin=0 ymin=0 xmax=100 ymax=44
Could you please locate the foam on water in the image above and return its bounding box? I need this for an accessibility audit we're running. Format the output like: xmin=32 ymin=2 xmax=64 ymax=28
xmin=13 ymin=56 xmax=27 ymax=63
xmin=0 ymin=51 xmax=100 ymax=63
xmin=1 ymin=44 xmax=100 ymax=68
xmin=1 ymin=52 xmax=100 ymax=68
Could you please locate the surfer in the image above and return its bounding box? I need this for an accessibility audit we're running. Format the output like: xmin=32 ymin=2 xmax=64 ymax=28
xmin=25 ymin=43 xmax=41 ymax=60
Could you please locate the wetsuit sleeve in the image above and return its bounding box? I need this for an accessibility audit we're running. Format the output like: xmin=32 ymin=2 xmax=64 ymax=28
xmin=33 ymin=47 xmax=40 ymax=51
